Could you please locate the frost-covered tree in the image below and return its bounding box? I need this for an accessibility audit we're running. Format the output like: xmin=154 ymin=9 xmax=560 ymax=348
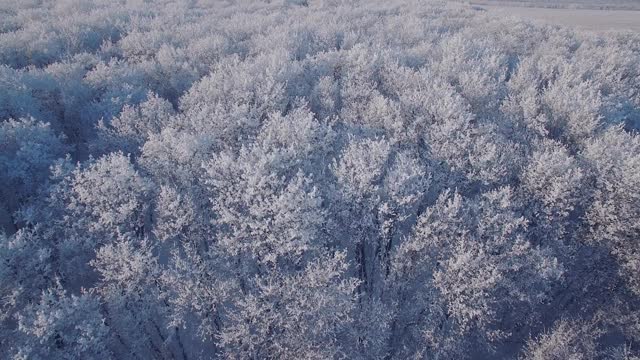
xmin=0 ymin=118 xmax=70 ymax=218
xmin=219 ymin=251 xmax=358 ymax=360
xmin=96 ymin=92 xmax=175 ymax=155
xmin=391 ymin=188 xmax=563 ymax=358
xmin=0 ymin=228 xmax=55 ymax=352
xmin=521 ymin=319 xmax=599 ymax=360
xmin=521 ymin=139 xmax=584 ymax=247
xmin=583 ymin=126 xmax=640 ymax=296
xmin=56 ymin=152 xmax=152 ymax=239
xmin=15 ymin=284 xmax=112 ymax=360
xmin=90 ymin=236 xmax=173 ymax=359
xmin=29 ymin=152 xmax=153 ymax=285
xmin=204 ymin=106 xmax=333 ymax=267
xmin=332 ymin=137 xmax=429 ymax=299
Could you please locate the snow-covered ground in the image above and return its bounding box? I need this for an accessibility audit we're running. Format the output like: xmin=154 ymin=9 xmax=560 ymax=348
xmin=468 ymin=3 xmax=640 ymax=31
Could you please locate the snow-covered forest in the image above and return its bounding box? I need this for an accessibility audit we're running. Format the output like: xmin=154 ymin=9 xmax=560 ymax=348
xmin=1 ymin=0 xmax=640 ymax=358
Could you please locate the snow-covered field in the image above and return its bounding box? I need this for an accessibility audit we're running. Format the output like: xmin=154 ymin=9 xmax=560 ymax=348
xmin=474 ymin=3 xmax=640 ymax=31
xmin=453 ymin=0 xmax=640 ymax=11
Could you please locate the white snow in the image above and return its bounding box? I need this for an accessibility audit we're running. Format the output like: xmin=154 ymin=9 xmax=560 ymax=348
xmin=463 ymin=3 xmax=640 ymax=31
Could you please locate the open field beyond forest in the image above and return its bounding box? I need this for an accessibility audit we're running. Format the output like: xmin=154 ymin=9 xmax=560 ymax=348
xmin=464 ymin=2 xmax=640 ymax=31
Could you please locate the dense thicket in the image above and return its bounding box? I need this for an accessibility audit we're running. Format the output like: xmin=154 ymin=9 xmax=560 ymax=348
xmin=1 ymin=0 xmax=640 ymax=359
